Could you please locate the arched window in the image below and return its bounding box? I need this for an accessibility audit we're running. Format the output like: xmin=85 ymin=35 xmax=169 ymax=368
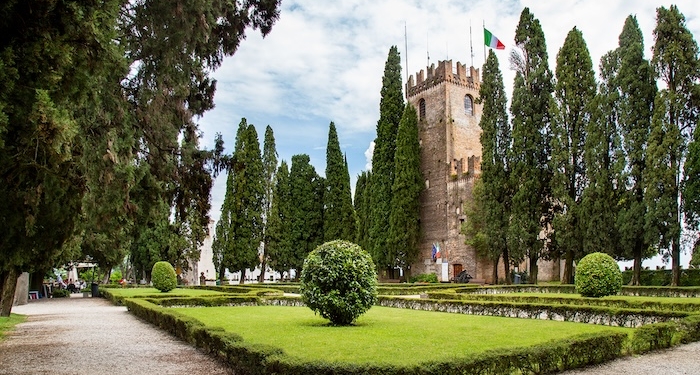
xmin=419 ymin=98 xmax=426 ymax=119
xmin=464 ymin=95 xmax=473 ymax=115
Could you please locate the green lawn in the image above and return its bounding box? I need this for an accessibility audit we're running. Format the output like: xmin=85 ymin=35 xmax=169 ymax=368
xmin=0 ymin=314 xmax=26 ymax=342
xmin=105 ymin=287 xmax=228 ymax=298
xmin=177 ymin=305 xmax=631 ymax=365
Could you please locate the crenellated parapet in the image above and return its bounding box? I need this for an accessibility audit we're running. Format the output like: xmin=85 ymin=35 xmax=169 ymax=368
xmin=406 ymin=60 xmax=480 ymax=98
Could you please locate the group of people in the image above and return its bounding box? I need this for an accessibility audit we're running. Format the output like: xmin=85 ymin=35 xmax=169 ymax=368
xmin=56 ymin=274 xmax=86 ymax=293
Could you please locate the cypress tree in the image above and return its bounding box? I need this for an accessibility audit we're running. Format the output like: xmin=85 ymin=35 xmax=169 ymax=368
xmin=508 ymin=8 xmax=554 ymax=283
xmin=647 ymin=5 xmax=700 ymax=286
xmin=212 ymin=119 xmax=264 ymax=284
xmin=551 ymin=27 xmax=596 ymax=283
xmin=354 ymin=171 xmax=371 ymax=251
xmin=475 ymin=50 xmax=512 ymax=283
xmin=581 ymin=52 xmax=623 ymax=263
xmin=266 ymin=161 xmax=292 ymax=278
xmin=259 ymin=125 xmax=278 ymax=282
xmin=387 ymin=104 xmax=423 ymax=276
xmin=369 ymin=46 xmax=404 ymax=272
xmin=288 ymin=154 xmax=324 ymax=277
xmin=323 ymin=122 xmax=357 ymax=242
xmin=613 ymin=16 xmax=657 ymax=285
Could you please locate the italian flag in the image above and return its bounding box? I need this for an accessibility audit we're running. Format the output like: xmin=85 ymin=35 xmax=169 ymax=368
xmin=484 ymin=28 xmax=505 ymax=50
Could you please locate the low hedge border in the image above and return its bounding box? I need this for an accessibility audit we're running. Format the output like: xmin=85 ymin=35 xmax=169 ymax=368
xmin=101 ymin=286 xmax=282 ymax=305
xmin=378 ymin=296 xmax=690 ymax=327
xmin=455 ymin=285 xmax=700 ymax=298
xmin=427 ymin=292 xmax=700 ymax=313
xmin=121 ymin=297 xmax=634 ymax=374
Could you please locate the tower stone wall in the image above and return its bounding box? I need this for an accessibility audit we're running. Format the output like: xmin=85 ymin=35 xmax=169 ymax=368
xmin=406 ymin=60 xmax=494 ymax=282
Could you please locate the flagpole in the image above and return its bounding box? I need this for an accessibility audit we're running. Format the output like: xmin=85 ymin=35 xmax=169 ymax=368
xmin=469 ymin=20 xmax=474 ymax=68
xmin=404 ymin=21 xmax=409 ymax=85
xmin=426 ymin=32 xmax=430 ymax=67
xmin=483 ymin=20 xmax=487 ymax=65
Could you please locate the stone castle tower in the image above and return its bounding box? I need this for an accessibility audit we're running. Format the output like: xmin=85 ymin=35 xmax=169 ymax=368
xmin=406 ymin=60 xmax=493 ymax=283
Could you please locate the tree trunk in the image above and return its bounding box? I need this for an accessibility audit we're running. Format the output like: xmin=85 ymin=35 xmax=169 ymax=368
xmin=218 ymin=263 xmax=226 ymax=284
xmin=672 ymin=239 xmax=681 ymax=286
xmin=239 ymin=269 xmax=246 ymax=285
xmin=491 ymin=259 xmax=499 ymax=285
xmin=631 ymin=247 xmax=642 ymax=286
xmin=258 ymin=256 xmax=267 ymax=283
xmin=529 ymin=255 xmax=539 ymax=285
xmin=562 ymin=250 xmax=574 ymax=284
xmin=1 ymin=267 xmax=20 ymax=317
xmin=502 ymin=249 xmax=511 ymax=285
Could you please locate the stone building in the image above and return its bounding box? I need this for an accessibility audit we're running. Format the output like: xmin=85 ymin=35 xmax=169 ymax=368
xmin=405 ymin=59 xmax=562 ymax=284
xmin=405 ymin=59 xmax=493 ymax=283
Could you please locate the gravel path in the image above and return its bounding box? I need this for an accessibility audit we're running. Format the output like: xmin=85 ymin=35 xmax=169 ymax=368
xmin=2 ymin=296 xmax=700 ymax=374
xmin=558 ymin=341 xmax=700 ymax=375
xmin=0 ymin=296 xmax=233 ymax=375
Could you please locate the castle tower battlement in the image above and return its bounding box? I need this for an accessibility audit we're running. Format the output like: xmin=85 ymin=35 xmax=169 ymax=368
xmin=406 ymin=60 xmax=480 ymax=98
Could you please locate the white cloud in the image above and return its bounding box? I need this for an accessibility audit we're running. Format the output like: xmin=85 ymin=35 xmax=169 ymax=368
xmin=364 ymin=141 xmax=375 ymax=171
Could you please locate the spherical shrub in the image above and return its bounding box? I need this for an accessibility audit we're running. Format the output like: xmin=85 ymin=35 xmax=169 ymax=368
xmin=575 ymin=252 xmax=622 ymax=298
xmin=300 ymin=240 xmax=378 ymax=325
xmin=151 ymin=261 xmax=177 ymax=292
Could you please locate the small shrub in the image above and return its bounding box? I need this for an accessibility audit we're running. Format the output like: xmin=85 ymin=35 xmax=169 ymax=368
xmin=52 ymin=289 xmax=70 ymax=298
xmin=152 ymin=261 xmax=177 ymax=292
xmin=575 ymin=252 xmax=622 ymax=298
xmin=410 ymin=273 xmax=438 ymax=283
xmin=300 ymin=240 xmax=378 ymax=325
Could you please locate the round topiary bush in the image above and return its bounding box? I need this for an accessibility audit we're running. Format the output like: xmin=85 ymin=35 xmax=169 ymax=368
xmin=300 ymin=240 xmax=378 ymax=325
xmin=151 ymin=261 xmax=177 ymax=292
xmin=575 ymin=252 xmax=622 ymax=298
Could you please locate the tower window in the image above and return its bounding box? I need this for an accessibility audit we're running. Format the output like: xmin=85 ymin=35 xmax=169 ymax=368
xmin=464 ymin=95 xmax=473 ymax=116
xmin=419 ymin=98 xmax=426 ymax=120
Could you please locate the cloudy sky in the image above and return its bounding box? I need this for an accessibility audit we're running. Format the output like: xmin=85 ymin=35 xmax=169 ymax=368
xmin=198 ymin=0 xmax=700 ymax=265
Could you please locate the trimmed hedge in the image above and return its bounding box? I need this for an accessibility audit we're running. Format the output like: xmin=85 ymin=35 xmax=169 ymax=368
xmin=377 ymin=296 xmax=689 ymax=327
xmin=299 ymin=240 xmax=378 ymax=325
xmin=427 ymin=293 xmax=700 ymax=313
xmin=622 ymin=269 xmax=700 ymax=286
xmin=576 ymin=253 xmax=622 ymax=297
xmin=455 ymin=285 xmax=700 ymax=298
xmin=152 ymin=261 xmax=177 ymax=292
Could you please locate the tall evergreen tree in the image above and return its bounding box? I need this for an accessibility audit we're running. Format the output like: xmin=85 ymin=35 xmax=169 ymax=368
xmin=474 ymin=50 xmax=512 ymax=284
xmin=613 ymin=16 xmax=657 ymax=285
xmin=354 ymin=171 xmax=371 ymax=251
xmin=266 ymin=161 xmax=292 ymax=278
xmin=551 ymin=27 xmax=597 ymax=283
xmin=212 ymin=119 xmax=264 ymax=284
xmin=369 ymin=46 xmax=404 ymax=272
xmin=508 ymin=8 xmax=554 ymax=283
xmin=288 ymin=154 xmax=324 ymax=277
xmin=387 ymin=104 xmax=423 ymax=276
xmin=323 ymin=122 xmax=357 ymax=242
xmin=647 ymin=5 xmax=700 ymax=286
xmin=259 ymin=125 xmax=278 ymax=282
xmin=582 ymin=53 xmax=623 ymax=262
xmin=0 ymin=0 xmax=125 ymax=315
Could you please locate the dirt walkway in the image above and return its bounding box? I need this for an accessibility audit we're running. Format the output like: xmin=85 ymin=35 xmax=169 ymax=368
xmin=0 ymin=296 xmax=233 ymax=375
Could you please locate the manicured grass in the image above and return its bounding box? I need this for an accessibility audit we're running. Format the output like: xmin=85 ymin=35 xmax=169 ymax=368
xmin=105 ymin=287 xmax=228 ymax=298
xmin=0 ymin=314 xmax=26 ymax=341
xmin=177 ymin=305 xmax=631 ymax=365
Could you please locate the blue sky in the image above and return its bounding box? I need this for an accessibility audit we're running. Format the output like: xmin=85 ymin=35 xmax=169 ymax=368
xmin=198 ymin=0 xmax=700 ymax=266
